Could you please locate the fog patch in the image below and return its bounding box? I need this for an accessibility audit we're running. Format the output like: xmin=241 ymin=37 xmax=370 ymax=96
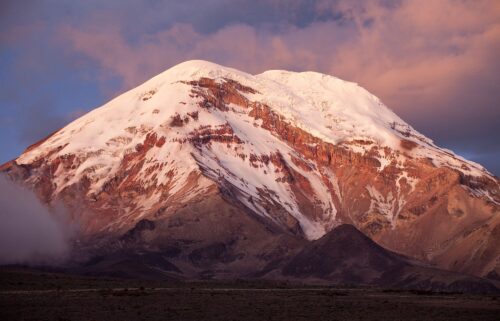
xmin=0 ymin=175 xmax=74 ymax=265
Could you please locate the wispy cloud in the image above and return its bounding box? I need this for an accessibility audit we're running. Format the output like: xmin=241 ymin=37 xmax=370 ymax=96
xmin=0 ymin=175 xmax=75 ymax=265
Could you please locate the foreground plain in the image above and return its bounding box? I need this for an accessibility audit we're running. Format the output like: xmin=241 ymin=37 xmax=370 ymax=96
xmin=0 ymin=268 xmax=499 ymax=321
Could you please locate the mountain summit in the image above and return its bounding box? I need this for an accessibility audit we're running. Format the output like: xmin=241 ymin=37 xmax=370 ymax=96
xmin=2 ymin=60 xmax=499 ymax=282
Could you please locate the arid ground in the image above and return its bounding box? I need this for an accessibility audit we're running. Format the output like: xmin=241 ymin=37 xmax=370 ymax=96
xmin=1 ymin=268 xmax=498 ymax=321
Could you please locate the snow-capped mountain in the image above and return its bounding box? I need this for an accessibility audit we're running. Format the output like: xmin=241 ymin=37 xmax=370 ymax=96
xmin=2 ymin=60 xmax=499 ymax=280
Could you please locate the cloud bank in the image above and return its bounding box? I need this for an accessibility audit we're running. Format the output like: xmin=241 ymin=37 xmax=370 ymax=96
xmin=0 ymin=175 xmax=72 ymax=265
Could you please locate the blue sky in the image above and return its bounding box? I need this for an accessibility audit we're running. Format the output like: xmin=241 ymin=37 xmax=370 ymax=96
xmin=1 ymin=0 xmax=499 ymax=174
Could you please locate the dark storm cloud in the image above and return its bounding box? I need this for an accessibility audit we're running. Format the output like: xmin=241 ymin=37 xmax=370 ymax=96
xmin=1 ymin=0 xmax=499 ymax=174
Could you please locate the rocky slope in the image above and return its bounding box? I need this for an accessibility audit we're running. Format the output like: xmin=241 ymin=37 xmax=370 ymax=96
xmin=1 ymin=60 xmax=499 ymax=280
xmin=279 ymin=224 xmax=498 ymax=293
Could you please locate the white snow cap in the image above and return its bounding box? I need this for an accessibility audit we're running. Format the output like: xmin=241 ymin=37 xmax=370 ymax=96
xmin=18 ymin=59 xmax=491 ymax=176
xmin=15 ymin=60 xmax=493 ymax=239
xmin=141 ymin=60 xmax=425 ymax=148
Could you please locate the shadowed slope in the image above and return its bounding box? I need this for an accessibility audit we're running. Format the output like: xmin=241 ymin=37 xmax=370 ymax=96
xmin=281 ymin=224 xmax=499 ymax=293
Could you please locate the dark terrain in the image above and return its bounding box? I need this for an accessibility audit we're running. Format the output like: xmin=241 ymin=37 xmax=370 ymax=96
xmin=1 ymin=267 xmax=499 ymax=321
xmin=72 ymin=224 xmax=500 ymax=294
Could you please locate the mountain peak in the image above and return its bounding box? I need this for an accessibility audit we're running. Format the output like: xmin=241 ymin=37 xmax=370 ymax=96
xmin=147 ymin=59 xmax=250 ymax=87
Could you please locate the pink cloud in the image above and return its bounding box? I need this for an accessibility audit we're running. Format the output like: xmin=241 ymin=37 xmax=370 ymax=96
xmin=326 ymin=0 xmax=500 ymax=116
xmin=57 ymin=0 xmax=500 ymax=144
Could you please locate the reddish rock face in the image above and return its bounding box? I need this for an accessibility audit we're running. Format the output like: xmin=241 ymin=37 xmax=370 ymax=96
xmin=2 ymin=67 xmax=499 ymax=280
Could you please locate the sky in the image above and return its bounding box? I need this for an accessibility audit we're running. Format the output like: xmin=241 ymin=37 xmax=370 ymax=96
xmin=1 ymin=0 xmax=499 ymax=175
